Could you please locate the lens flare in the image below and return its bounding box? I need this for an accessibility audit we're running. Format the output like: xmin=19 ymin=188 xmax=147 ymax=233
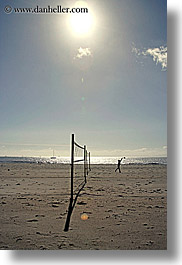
xmin=81 ymin=213 xmax=88 ymax=220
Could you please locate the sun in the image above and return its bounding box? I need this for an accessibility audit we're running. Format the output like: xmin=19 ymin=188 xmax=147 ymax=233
xmin=69 ymin=1 xmax=95 ymax=36
xmin=70 ymin=12 xmax=93 ymax=35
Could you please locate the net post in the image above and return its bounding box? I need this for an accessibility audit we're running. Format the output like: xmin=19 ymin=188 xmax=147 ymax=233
xmin=70 ymin=134 xmax=74 ymax=204
xmin=89 ymin=152 xmax=91 ymax=171
xmin=86 ymin=150 xmax=88 ymax=175
xmin=84 ymin=145 xmax=87 ymax=183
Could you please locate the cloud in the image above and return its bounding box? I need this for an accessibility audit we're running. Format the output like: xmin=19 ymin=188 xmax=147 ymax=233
xmin=144 ymin=46 xmax=167 ymax=69
xmin=75 ymin=47 xmax=92 ymax=59
xmin=132 ymin=44 xmax=167 ymax=70
xmin=91 ymin=146 xmax=167 ymax=157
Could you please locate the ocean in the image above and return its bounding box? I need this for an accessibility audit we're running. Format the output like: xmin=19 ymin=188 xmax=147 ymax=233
xmin=0 ymin=156 xmax=167 ymax=165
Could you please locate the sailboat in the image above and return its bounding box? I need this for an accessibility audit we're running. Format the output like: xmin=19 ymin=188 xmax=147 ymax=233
xmin=50 ymin=149 xmax=56 ymax=159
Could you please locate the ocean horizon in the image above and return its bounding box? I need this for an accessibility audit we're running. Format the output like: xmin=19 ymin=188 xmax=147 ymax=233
xmin=0 ymin=156 xmax=167 ymax=165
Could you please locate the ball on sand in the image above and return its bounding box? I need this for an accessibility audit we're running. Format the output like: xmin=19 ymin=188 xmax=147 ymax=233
xmin=81 ymin=213 xmax=88 ymax=220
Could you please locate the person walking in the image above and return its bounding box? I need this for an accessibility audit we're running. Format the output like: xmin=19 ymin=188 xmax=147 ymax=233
xmin=115 ymin=157 xmax=125 ymax=173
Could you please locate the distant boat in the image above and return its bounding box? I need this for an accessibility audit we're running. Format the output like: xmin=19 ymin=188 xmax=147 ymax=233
xmin=50 ymin=150 xmax=56 ymax=159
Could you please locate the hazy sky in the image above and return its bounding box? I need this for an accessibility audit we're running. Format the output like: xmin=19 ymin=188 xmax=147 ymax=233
xmin=0 ymin=0 xmax=167 ymax=157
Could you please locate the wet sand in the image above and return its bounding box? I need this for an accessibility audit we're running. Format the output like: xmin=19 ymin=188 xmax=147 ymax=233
xmin=0 ymin=163 xmax=167 ymax=250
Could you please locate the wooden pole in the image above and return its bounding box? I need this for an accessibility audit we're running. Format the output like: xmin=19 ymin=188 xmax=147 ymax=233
xmin=64 ymin=134 xmax=74 ymax=232
xmin=86 ymin=150 xmax=88 ymax=175
xmin=84 ymin=145 xmax=86 ymax=183
xmin=89 ymin=152 xmax=91 ymax=171
xmin=70 ymin=134 xmax=74 ymax=204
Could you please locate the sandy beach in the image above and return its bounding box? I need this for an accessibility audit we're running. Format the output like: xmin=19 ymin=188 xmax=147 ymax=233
xmin=0 ymin=162 xmax=167 ymax=250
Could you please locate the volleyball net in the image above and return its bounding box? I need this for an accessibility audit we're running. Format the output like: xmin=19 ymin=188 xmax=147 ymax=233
xmin=70 ymin=133 xmax=91 ymax=202
xmin=64 ymin=134 xmax=91 ymax=231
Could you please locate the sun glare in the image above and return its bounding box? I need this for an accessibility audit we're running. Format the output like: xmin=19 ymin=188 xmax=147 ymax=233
xmin=69 ymin=1 xmax=95 ymax=36
xmin=81 ymin=213 xmax=88 ymax=220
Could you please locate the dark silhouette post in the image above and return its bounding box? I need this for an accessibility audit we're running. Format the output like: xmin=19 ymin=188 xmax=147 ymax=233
xmin=89 ymin=152 xmax=91 ymax=171
xmin=71 ymin=134 xmax=74 ymax=203
xmin=86 ymin=150 xmax=89 ymax=175
xmin=64 ymin=134 xmax=74 ymax=232
xmin=84 ymin=145 xmax=87 ymax=183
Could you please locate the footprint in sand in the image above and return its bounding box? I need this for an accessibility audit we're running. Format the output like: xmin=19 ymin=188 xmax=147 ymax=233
xmin=27 ymin=219 xmax=38 ymax=222
xmin=16 ymin=238 xmax=22 ymax=242
xmin=77 ymin=201 xmax=87 ymax=205
xmin=146 ymin=240 xmax=154 ymax=246
xmin=35 ymin=214 xmax=45 ymax=217
xmin=52 ymin=204 xmax=59 ymax=208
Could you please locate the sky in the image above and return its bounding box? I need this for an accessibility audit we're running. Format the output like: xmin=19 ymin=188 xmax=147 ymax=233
xmin=0 ymin=0 xmax=167 ymax=157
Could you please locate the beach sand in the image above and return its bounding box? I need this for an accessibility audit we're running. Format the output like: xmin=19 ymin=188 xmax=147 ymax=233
xmin=0 ymin=163 xmax=167 ymax=250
